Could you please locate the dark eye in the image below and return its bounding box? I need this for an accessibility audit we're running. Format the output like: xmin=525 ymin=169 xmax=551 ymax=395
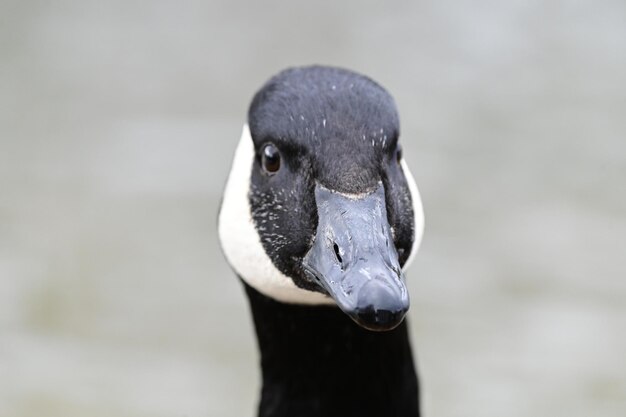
xmin=396 ymin=145 xmax=403 ymax=163
xmin=262 ymin=143 xmax=281 ymax=174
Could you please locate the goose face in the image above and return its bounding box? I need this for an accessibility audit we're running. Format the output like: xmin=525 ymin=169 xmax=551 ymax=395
xmin=219 ymin=66 xmax=424 ymax=331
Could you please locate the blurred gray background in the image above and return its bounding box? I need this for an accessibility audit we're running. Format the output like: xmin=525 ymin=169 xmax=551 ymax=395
xmin=1 ymin=1 xmax=625 ymax=416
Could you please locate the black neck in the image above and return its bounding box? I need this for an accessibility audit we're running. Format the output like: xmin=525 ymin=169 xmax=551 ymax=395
xmin=244 ymin=283 xmax=420 ymax=417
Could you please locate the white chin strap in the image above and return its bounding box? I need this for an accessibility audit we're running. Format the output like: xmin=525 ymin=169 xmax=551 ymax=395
xmin=218 ymin=125 xmax=333 ymax=304
xmin=218 ymin=125 xmax=424 ymax=305
xmin=401 ymin=159 xmax=425 ymax=271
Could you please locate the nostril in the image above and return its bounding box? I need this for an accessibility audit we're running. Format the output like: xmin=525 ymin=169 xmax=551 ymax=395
xmin=333 ymin=242 xmax=343 ymax=265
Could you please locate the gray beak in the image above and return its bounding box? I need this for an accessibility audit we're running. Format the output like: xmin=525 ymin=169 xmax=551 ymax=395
xmin=302 ymin=183 xmax=409 ymax=331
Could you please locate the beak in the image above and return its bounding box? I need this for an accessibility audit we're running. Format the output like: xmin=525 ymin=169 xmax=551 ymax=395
xmin=302 ymin=183 xmax=409 ymax=331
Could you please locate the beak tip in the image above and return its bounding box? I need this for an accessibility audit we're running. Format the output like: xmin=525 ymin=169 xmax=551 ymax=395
xmin=350 ymin=304 xmax=408 ymax=331
xmin=347 ymin=279 xmax=409 ymax=331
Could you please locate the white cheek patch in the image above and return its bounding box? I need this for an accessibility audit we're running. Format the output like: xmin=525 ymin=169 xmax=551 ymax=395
xmin=218 ymin=125 xmax=334 ymax=305
xmin=400 ymin=159 xmax=425 ymax=271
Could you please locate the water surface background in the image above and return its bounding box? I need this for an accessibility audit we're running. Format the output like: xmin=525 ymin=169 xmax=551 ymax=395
xmin=1 ymin=1 xmax=625 ymax=416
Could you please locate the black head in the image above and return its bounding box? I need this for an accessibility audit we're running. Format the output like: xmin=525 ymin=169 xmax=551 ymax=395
xmin=219 ymin=66 xmax=423 ymax=331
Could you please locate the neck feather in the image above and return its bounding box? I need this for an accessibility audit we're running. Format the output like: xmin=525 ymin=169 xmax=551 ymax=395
xmin=244 ymin=282 xmax=420 ymax=417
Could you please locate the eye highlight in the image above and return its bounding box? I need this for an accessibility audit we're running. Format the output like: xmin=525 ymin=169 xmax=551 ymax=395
xmin=262 ymin=143 xmax=281 ymax=174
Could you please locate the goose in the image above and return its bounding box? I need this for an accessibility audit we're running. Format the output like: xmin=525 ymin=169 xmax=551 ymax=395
xmin=218 ymin=65 xmax=425 ymax=417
